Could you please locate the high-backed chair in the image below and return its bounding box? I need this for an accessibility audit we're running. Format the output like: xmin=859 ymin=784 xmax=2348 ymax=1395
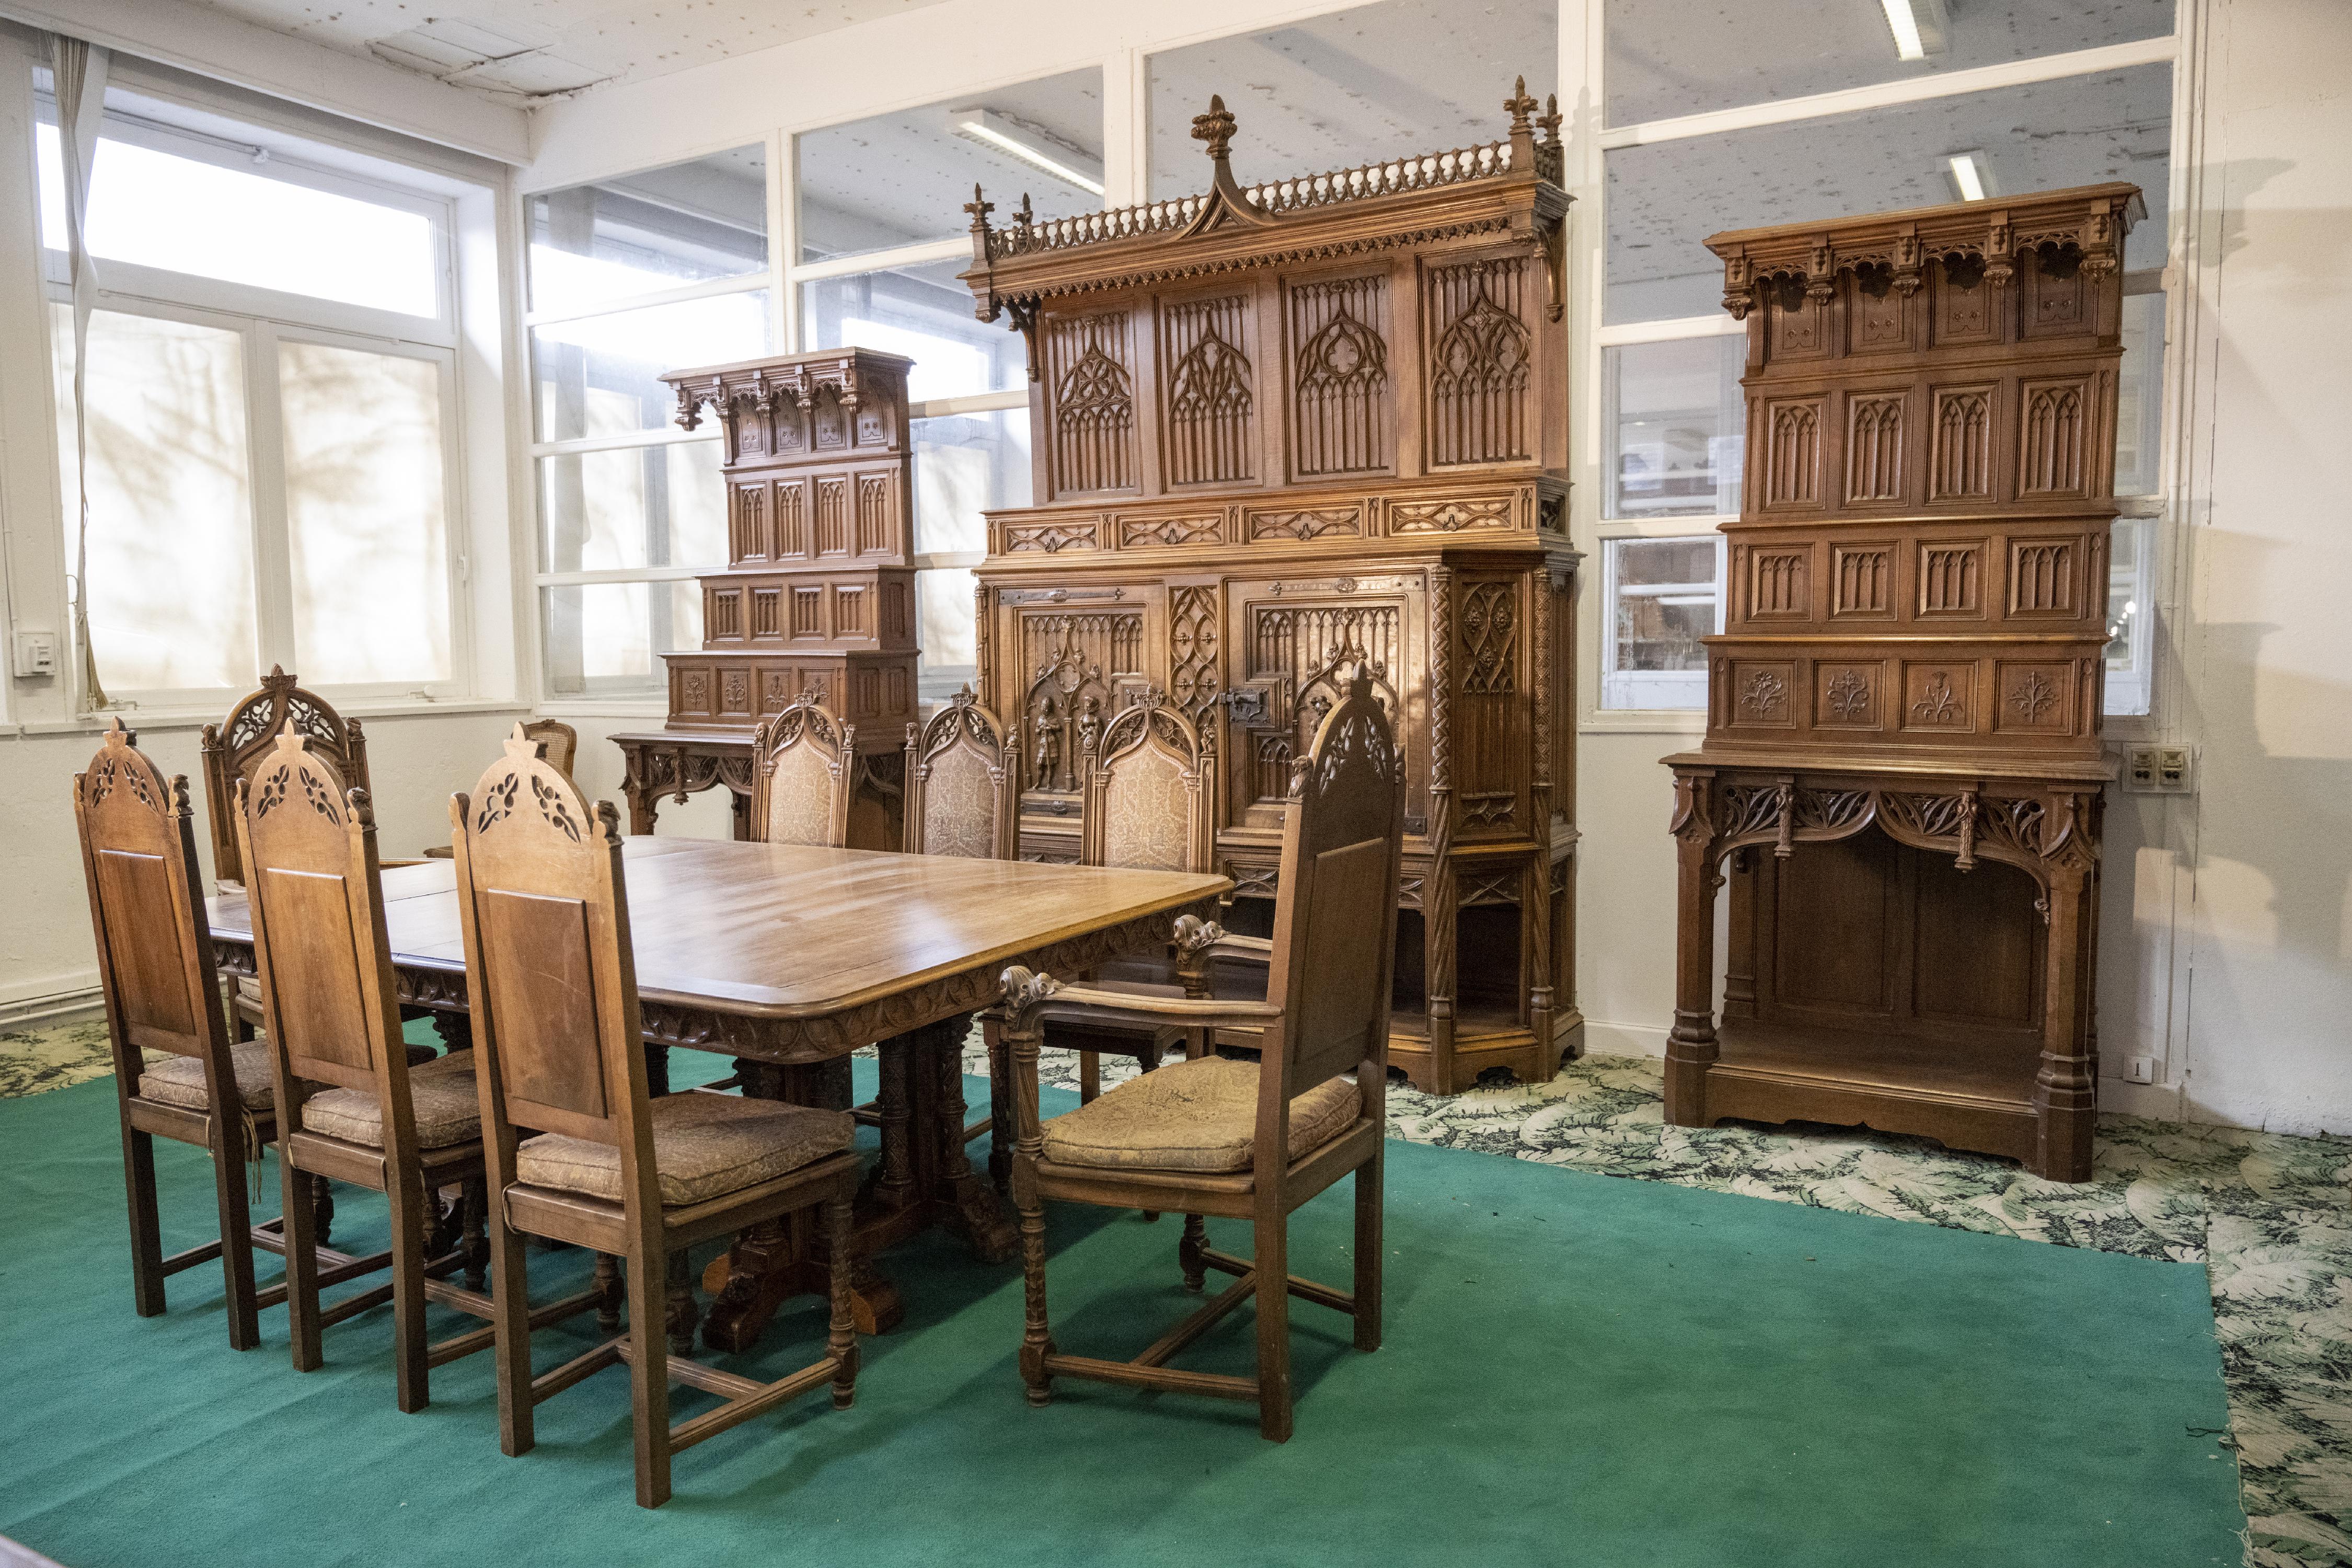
xmin=1063 ymin=690 xmax=1221 ymax=1104
xmin=748 ymin=697 xmax=855 ymax=848
xmin=451 ymin=725 xmax=862 ymax=1508
xmin=237 ymin=728 xmax=601 ymax=1409
xmin=994 ymin=667 xmax=1404 ymax=1440
xmin=903 ymin=686 xmax=1017 ymax=859
xmin=201 ymin=666 xmax=372 ymax=889
xmin=72 ymin=719 xmax=354 ymax=1349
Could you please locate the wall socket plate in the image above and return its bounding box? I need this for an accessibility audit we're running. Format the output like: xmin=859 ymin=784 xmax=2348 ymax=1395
xmin=2123 ymin=744 xmax=2194 ymax=794
xmin=2123 ymin=1055 xmax=2158 ymax=1085
xmin=11 ymin=630 xmax=57 ymax=678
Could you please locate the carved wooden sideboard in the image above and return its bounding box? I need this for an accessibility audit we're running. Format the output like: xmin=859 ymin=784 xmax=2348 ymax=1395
xmin=959 ymin=86 xmax=1580 ymax=1093
xmin=1664 ymin=183 xmax=2144 ymax=1182
xmin=613 ymin=348 xmax=919 ymax=847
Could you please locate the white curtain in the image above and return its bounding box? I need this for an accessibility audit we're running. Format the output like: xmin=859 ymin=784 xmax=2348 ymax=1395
xmin=51 ymin=33 xmax=110 ymax=710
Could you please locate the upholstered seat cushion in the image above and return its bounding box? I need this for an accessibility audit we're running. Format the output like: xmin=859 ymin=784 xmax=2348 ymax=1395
xmin=515 ymin=1092 xmax=852 ymax=1207
xmin=298 ymin=1051 xmax=482 ymax=1150
xmin=1039 ymin=1055 xmax=1359 ymax=1174
xmin=137 ymin=1039 xmax=275 ymax=1112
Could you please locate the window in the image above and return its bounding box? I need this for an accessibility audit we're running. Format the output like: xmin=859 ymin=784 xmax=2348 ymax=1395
xmin=1594 ymin=19 xmax=2177 ymax=718
xmin=37 ymin=83 xmax=464 ymax=705
xmin=526 ymin=146 xmax=769 ymax=697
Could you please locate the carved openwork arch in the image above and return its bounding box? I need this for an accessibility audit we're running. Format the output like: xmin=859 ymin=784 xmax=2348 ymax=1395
xmin=750 ymin=696 xmax=855 ymax=848
xmin=1080 ymin=688 xmax=1215 ymax=873
xmin=904 ymin=686 xmax=1018 ymax=860
xmin=201 ymin=666 xmax=368 ymax=888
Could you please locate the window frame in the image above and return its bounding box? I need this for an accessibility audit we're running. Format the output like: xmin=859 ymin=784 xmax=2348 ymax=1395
xmin=35 ymin=86 xmax=474 ymax=714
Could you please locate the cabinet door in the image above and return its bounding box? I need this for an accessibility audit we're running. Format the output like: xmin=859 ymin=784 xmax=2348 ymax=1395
xmin=1220 ymin=573 xmax=1425 ymax=833
xmin=1000 ymin=587 xmax=1165 ymax=804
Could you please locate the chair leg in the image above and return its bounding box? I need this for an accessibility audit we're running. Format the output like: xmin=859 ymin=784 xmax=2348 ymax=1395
xmin=1179 ymin=1214 xmax=1207 ymax=1291
xmin=490 ymin=1202 xmax=536 ymax=1457
xmin=1018 ymin=1181 xmax=1055 ymax=1407
xmin=1078 ymin=1050 xmax=1100 ymax=1104
xmin=594 ymin=1252 xmax=622 ymax=1333
xmin=629 ymin=1249 xmax=673 ymax=1508
xmin=1353 ymin=1152 xmax=1383 ymax=1354
xmin=121 ymin=1123 xmax=166 ymax=1318
xmin=462 ymin=1178 xmax=489 ymax=1293
xmin=985 ymin=1020 xmax=1013 ymax=1194
xmin=825 ymin=1189 xmax=859 ymax=1411
xmin=312 ymin=1172 xmax=336 ymax=1250
xmin=1253 ymin=1211 xmax=1293 ymax=1442
xmin=665 ymin=1249 xmax=699 ymax=1358
xmin=1136 ymin=1047 xmax=1163 ymax=1221
xmin=282 ymin=1154 xmax=324 ymax=1373
xmin=388 ymin=1169 xmax=430 ymax=1413
xmin=211 ymin=1120 xmax=261 ymax=1352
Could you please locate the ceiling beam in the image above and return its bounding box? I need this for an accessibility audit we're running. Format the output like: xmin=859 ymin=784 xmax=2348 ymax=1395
xmin=0 ymin=0 xmax=530 ymax=164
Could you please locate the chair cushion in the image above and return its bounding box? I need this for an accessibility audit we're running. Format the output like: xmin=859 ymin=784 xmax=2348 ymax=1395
xmin=298 ymin=1051 xmax=482 ymax=1150
xmin=1039 ymin=1055 xmax=1360 ymax=1174
xmin=516 ymin=1092 xmax=852 ymax=1207
xmin=137 ymin=1039 xmax=275 ymax=1113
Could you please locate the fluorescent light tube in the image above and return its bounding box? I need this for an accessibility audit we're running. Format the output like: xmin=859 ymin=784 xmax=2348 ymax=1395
xmin=1881 ymin=0 xmax=1927 ymax=60
xmin=950 ymin=112 xmax=1104 ymax=198
xmin=1948 ymin=152 xmax=1986 ymax=202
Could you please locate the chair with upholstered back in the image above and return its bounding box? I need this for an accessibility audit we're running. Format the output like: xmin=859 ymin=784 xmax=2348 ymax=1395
xmin=522 ymin=718 xmax=579 ymax=784
xmin=451 ymin=724 xmax=862 ymax=1508
xmin=995 ymin=666 xmax=1404 ymax=1440
xmin=749 ymin=697 xmax=856 ymax=849
xmin=201 ymin=666 xmax=371 ymax=889
xmin=73 ymin=719 xmax=342 ymax=1350
xmin=903 ymin=686 xmax=1017 ymax=859
xmin=237 ymin=728 xmax=563 ymax=1410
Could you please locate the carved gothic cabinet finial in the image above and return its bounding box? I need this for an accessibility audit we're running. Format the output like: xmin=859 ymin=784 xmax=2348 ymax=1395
xmin=1663 ymin=182 xmax=2145 ymax=1182
xmin=961 ymin=87 xmax=1579 ymax=1093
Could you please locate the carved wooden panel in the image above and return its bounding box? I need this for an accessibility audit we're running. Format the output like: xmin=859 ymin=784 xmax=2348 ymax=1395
xmin=1917 ymin=540 xmax=1984 ymax=618
xmin=775 ymin=479 xmax=807 ymax=558
xmin=1288 ymin=273 xmax=1390 ymax=478
xmin=1391 ymin=494 xmax=1514 ymax=534
xmin=1767 ymin=284 xmax=1829 ymax=360
xmin=1994 ymin=660 xmax=2076 ymax=735
xmin=2008 ymin=537 xmax=2079 ymax=616
xmin=1849 ymin=268 xmax=1913 ymax=353
xmin=1160 ymin=294 xmax=1256 ymax=487
xmin=1930 ymin=256 xmax=1996 ymax=344
xmin=1747 ymin=547 xmax=1811 ymax=620
xmin=834 ymin=587 xmax=866 ymax=637
xmin=1047 ymin=312 xmax=1138 ymax=495
xmin=1929 ymin=385 xmax=1995 ymax=501
xmin=1167 ymin=585 xmax=1220 ymax=731
xmin=1248 ymin=505 xmax=1360 ymax=542
xmin=709 ymin=588 xmax=742 ymax=641
xmin=1832 ymin=545 xmax=1892 ymax=619
xmin=1845 ymin=393 xmax=1905 ymax=503
xmin=855 ymin=474 xmax=892 ymax=554
xmin=752 ymin=588 xmax=781 ymax=639
xmin=1460 ymin=583 xmax=1517 ymax=694
xmin=732 ymin=483 xmax=769 ymax=561
xmin=1761 ymin=399 xmax=1823 ymax=508
xmin=815 ymin=478 xmax=848 ymax=556
xmin=1120 ymin=512 xmax=1223 ymax=548
xmin=1729 ymin=660 xmax=1797 ymax=728
xmin=1240 ymin=599 xmax=1400 ymax=805
xmin=1004 ymin=518 xmax=1103 ymax=554
xmin=1900 ymin=663 xmax=1974 ymax=732
xmin=2020 ymin=247 xmax=2087 ymax=339
xmin=1426 ymin=256 xmax=1532 ymax=466
xmin=1814 ymin=662 xmax=1882 ymax=729
xmin=2019 ymin=378 xmax=2090 ymax=499
xmin=791 ymin=587 xmax=822 ymax=638
xmin=1020 ymin=610 xmax=1144 ymax=794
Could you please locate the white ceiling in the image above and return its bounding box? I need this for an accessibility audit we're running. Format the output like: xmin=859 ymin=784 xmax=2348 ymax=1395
xmin=187 ymin=0 xmax=960 ymax=105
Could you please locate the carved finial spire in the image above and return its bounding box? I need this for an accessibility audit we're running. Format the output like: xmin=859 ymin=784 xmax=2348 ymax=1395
xmin=1539 ymin=93 xmax=1563 ymax=146
xmin=963 ymin=182 xmax=994 ymax=234
xmin=502 ymin=721 xmax=544 ymax=760
xmin=1014 ymin=192 xmax=1034 ymax=232
xmin=1191 ymin=95 xmax=1237 ymax=164
xmin=272 ymin=722 xmax=312 ymax=757
xmin=1505 ymin=75 xmax=1537 ymax=129
xmin=101 ymin=713 xmax=134 ymax=748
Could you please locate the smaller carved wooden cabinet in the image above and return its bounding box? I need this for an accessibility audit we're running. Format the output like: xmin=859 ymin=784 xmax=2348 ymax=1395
xmin=614 ymin=349 xmax=919 ymax=843
xmin=961 ymin=86 xmax=1579 ymax=1092
xmin=1664 ymin=183 xmax=2142 ymax=1182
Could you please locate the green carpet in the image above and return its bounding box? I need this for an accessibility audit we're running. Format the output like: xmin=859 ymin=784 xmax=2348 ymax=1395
xmin=0 ymin=1057 xmax=2244 ymax=1567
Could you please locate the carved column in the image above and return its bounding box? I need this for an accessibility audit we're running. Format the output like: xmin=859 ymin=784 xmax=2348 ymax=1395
xmin=1665 ymin=768 xmax=1722 ymax=1126
xmin=2033 ymin=799 xmax=2100 ymax=1181
xmin=1422 ymin=564 xmax=1457 ymax=1087
xmin=1524 ymin=569 xmax=1555 ymax=1058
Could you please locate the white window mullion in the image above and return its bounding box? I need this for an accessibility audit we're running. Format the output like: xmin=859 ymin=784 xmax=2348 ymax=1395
xmin=772 ymin=125 xmax=800 ymax=354
xmin=244 ymin=318 xmax=297 ymax=676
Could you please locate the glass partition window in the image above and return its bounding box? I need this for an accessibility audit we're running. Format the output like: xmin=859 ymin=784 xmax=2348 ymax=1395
xmin=1146 ymin=0 xmax=1558 ymax=200
xmin=2116 ymin=289 xmax=2167 ymax=498
xmin=1605 ymin=336 xmax=1745 ymax=520
xmin=914 ymin=411 xmax=1031 ymax=558
xmin=1605 ymin=64 xmax=2173 ymax=325
xmin=532 ymin=290 xmax=771 ymax=442
xmin=542 ymin=581 xmax=704 ymax=697
xmin=1601 ymin=535 xmax=1723 ymax=711
xmin=798 ymin=70 xmax=1103 ymax=262
xmin=1604 ymin=0 xmax=2173 ymax=127
xmin=528 ymin=146 xmax=768 ymax=316
xmin=803 ymin=259 xmax=1025 ymax=403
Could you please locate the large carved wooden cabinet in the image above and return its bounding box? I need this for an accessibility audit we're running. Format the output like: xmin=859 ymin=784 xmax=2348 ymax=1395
xmin=1664 ymin=184 xmax=2143 ymax=1182
xmin=960 ymin=89 xmax=1580 ymax=1093
xmin=612 ymin=349 xmax=918 ymax=845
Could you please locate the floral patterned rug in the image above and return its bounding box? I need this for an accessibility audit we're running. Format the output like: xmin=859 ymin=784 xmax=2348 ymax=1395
xmin=14 ymin=1018 xmax=2345 ymax=1565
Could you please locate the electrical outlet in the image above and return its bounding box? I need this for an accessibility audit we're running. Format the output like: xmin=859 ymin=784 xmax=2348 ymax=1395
xmin=2124 ymin=1055 xmax=2157 ymax=1085
xmin=2123 ymin=744 xmax=2194 ymax=794
xmin=11 ymin=630 xmax=57 ymax=678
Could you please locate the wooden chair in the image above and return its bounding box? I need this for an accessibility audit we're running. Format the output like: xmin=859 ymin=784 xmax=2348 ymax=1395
xmin=994 ymin=666 xmax=1404 ymax=1440
xmin=749 ymin=697 xmax=855 ymax=848
xmin=237 ymin=728 xmax=602 ymax=1409
xmin=201 ymin=665 xmax=373 ymax=889
xmin=72 ymin=719 xmax=359 ymax=1350
xmin=451 ymin=724 xmax=862 ymax=1508
xmin=425 ymin=719 xmax=575 ymax=861
xmin=1064 ymin=689 xmax=1223 ymax=1104
xmin=902 ymin=685 xmax=1017 ymax=859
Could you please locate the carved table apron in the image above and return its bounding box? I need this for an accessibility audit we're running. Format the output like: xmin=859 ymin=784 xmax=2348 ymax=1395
xmin=206 ymin=836 xmax=1227 ymax=1347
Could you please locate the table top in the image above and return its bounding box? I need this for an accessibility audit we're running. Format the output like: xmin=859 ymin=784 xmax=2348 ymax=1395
xmin=206 ymin=837 xmax=1227 ymax=1021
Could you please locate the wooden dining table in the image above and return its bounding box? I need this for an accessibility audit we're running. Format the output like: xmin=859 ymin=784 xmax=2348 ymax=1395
xmin=205 ymin=835 xmax=1228 ymax=1348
